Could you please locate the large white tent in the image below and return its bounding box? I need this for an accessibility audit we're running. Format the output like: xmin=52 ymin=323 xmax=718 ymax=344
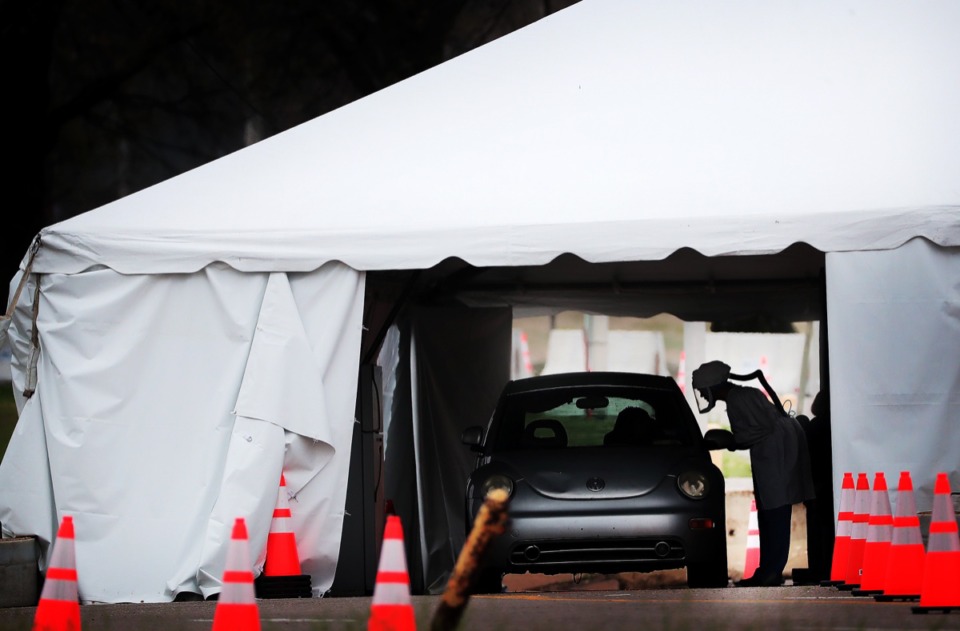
xmin=2 ymin=0 xmax=959 ymax=601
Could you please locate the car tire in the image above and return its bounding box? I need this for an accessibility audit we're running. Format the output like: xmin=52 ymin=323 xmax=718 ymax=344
xmin=686 ymin=561 xmax=729 ymax=588
xmin=472 ymin=568 xmax=505 ymax=594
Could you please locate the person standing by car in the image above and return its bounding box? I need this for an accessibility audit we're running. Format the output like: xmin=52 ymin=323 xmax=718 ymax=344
xmin=692 ymin=360 xmax=815 ymax=587
xmin=795 ymin=390 xmax=834 ymax=583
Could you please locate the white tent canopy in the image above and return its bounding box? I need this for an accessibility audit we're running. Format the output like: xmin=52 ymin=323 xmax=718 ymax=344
xmin=2 ymin=0 xmax=960 ymax=601
xmin=24 ymin=0 xmax=960 ymax=276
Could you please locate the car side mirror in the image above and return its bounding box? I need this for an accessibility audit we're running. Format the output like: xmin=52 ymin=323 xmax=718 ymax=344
xmin=703 ymin=428 xmax=735 ymax=451
xmin=461 ymin=426 xmax=485 ymax=452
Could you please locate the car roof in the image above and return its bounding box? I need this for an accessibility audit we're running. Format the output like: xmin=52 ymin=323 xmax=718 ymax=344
xmin=502 ymin=371 xmax=680 ymax=395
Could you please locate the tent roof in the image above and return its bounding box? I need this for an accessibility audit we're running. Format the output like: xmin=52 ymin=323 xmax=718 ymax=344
xmin=30 ymin=0 xmax=960 ymax=276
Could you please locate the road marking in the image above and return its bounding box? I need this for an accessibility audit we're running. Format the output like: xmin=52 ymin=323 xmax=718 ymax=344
xmin=478 ymin=593 xmax=887 ymax=606
xmin=190 ymin=618 xmax=355 ymax=623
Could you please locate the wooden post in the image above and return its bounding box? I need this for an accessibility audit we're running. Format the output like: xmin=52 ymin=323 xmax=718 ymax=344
xmin=430 ymin=488 xmax=510 ymax=631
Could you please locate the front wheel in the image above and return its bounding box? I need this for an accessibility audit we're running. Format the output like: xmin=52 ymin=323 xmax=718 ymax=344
xmin=686 ymin=560 xmax=729 ymax=588
xmin=472 ymin=568 xmax=505 ymax=594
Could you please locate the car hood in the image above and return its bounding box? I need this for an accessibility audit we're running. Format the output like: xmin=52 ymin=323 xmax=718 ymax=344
xmin=487 ymin=447 xmax=705 ymax=500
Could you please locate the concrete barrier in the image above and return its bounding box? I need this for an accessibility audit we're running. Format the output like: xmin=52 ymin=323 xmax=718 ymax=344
xmin=0 ymin=536 xmax=39 ymax=607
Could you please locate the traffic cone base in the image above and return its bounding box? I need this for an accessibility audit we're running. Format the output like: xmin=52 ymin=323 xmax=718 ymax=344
xmin=254 ymin=574 xmax=312 ymax=599
xmin=213 ymin=603 xmax=260 ymax=628
xmin=369 ymin=603 xmax=417 ymax=630
xmin=912 ymin=552 xmax=960 ymax=613
xmin=33 ymin=599 xmax=81 ymax=631
xmin=874 ymin=542 xmax=924 ymax=602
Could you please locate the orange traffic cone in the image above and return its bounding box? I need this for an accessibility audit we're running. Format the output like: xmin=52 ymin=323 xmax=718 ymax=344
xmin=265 ymin=474 xmax=302 ymax=576
xmin=839 ymin=473 xmax=870 ymax=590
xmin=676 ymin=351 xmax=687 ymax=394
xmin=912 ymin=473 xmax=960 ymax=614
xmin=212 ymin=518 xmax=261 ymax=631
xmin=519 ymin=331 xmax=533 ymax=377
xmin=854 ymin=472 xmax=893 ymax=596
xmin=33 ymin=515 xmax=81 ymax=631
xmin=823 ymin=472 xmax=855 ymax=587
xmin=742 ymin=499 xmax=760 ymax=581
xmin=256 ymin=474 xmax=312 ymax=599
xmin=368 ymin=515 xmax=416 ymax=631
xmin=875 ymin=471 xmax=925 ymax=602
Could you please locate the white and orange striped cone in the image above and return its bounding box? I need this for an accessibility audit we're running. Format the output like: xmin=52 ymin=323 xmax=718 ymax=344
xmin=875 ymin=471 xmax=925 ymax=602
xmin=33 ymin=515 xmax=81 ymax=631
xmin=212 ymin=518 xmax=261 ymax=631
xmin=676 ymin=351 xmax=687 ymax=394
xmin=839 ymin=473 xmax=871 ymax=590
xmin=854 ymin=472 xmax=893 ymax=596
xmin=824 ymin=472 xmax=855 ymax=587
xmin=759 ymin=354 xmax=770 ymax=382
xmin=368 ymin=515 xmax=416 ymax=631
xmin=742 ymin=499 xmax=760 ymax=581
xmin=912 ymin=473 xmax=960 ymax=614
xmin=519 ymin=331 xmax=533 ymax=377
xmin=256 ymin=474 xmax=312 ymax=598
xmin=264 ymin=474 xmax=302 ymax=577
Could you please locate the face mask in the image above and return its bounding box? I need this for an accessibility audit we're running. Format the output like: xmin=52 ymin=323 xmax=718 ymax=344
xmin=694 ymin=388 xmax=716 ymax=414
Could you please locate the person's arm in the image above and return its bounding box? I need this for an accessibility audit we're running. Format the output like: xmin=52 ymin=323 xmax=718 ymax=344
xmin=725 ymin=388 xmax=774 ymax=449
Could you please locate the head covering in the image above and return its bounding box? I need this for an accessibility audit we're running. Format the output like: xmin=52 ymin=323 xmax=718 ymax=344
xmin=810 ymin=391 xmax=828 ymax=417
xmin=691 ymin=360 xmax=731 ymax=414
xmin=691 ymin=360 xmax=731 ymax=389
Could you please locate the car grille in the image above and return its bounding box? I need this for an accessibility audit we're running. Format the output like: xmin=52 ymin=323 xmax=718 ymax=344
xmin=508 ymin=538 xmax=685 ymax=567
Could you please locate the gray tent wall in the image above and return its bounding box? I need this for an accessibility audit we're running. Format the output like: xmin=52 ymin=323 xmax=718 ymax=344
xmin=385 ymin=304 xmax=511 ymax=594
xmin=827 ymin=238 xmax=960 ymax=512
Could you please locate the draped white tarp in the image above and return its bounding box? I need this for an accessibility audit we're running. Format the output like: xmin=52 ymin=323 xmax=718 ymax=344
xmin=0 ymin=263 xmax=364 ymax=602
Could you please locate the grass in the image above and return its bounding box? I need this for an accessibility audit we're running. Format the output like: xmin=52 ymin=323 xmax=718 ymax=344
xmin=722 ymin=451 xmax=752 ymax=478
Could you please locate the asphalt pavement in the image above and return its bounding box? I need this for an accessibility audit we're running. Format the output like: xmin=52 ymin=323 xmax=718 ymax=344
xmin=3 ymin=585 xmax=960 ymax=631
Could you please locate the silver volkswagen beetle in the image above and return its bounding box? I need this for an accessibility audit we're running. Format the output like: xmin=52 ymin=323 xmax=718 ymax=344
xmin=461 ymin=371 xmax=729 ymax=591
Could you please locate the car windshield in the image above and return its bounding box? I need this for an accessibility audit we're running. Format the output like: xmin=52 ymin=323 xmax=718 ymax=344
xmin=491 ymin=385 xmax=700 ymax=450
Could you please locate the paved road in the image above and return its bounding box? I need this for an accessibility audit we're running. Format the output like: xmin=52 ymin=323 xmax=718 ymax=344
xmin=3 ymin=585 xmax=960 ymax=630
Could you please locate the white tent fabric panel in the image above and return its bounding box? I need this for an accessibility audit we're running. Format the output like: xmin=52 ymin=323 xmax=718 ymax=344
xmin=540 ymin=329 xmax=587 ymax=375
xmin=22 ymin=0 xmax=960 ymax=278
xmin=605 ymin=331 xmax=669 ymax=376
xmin=826 ymin=238 xmax=960 ymax=513
xmin=704 ymin=332 xmax=816 ymax=414
xmin=0 ymin=263 xmax=364 ymax=602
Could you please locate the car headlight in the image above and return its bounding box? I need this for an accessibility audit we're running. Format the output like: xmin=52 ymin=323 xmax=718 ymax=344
xmin=677 ymin=470 xmax=709 ymax=499
xmin=479 ymin=474 xmax=514 ymax=500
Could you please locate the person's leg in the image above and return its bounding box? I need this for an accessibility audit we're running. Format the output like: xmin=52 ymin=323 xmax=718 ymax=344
xmin=756 ymin=504 xmax=792 ymax=584
xmin=804 ymin=499 xmax=825 ymax=578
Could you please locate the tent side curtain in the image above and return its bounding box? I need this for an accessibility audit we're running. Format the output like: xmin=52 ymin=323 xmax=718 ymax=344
xmin=826 ymin=238 xmax=960 ymax=514
xmin=0 ymin=262 xmax=365 ymax=603
xmin=400 ymin=304 xmax=512 ymax=593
